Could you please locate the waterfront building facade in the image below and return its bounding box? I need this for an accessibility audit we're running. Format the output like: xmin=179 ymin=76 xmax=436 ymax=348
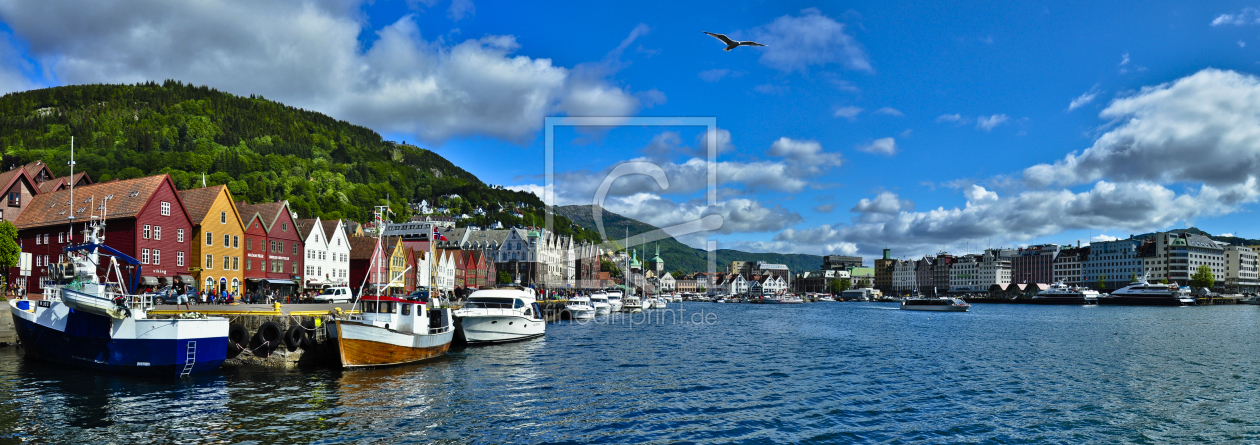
xmin=1052 ymin=247 xmax=1086 ymax=286
xmin=178 ymin=185 xmax=244 ymax=295
xmin=237 ymin=201 xmax=304 ymax=296
xmin=892 ymin=259 xmax=916 ymax=295
xmin=1082 ymin=238 xmax=1143 ymax=290
xmin=1224 ymin=245 xmax=1259 ymax=293
xmin=823 ymin=255 xmax=862 ymax=271
xmin=1011 ymin=244 xmax=1059 ymax=284
xmin=930 ymin=254 xmax=954 ymax=295
xmin=874 ymin=249 xmax=895 ymax=294
xmin=15 ymin=175 xmax=195 ymax=296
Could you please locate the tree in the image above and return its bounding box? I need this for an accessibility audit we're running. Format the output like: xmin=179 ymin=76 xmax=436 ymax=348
xmin=1097 ymin=273 xmax=1107 ymax=290
xmin=0 ymin=221 xmax=17 ymax=295
xmin=1159 ymin=278 xmax=1169 ymax=284
xmin=497 ymin=271 xmax=511 ymax=284
xmin=600 ymin=259 xmax=623 ymax=278
xmin=1190 ymin=264 xmax=1215 ymax=290
xmin=827 ymin=278 xmax=851 ymax=294
xmin=839 ymin=278 xmax=852 ymax=292
xmin=670 ymin=270 xmax=684 ymax=279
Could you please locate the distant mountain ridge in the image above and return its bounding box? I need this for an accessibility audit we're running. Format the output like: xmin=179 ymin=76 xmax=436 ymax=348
xmin=554 ymin=204 xmax=823 ymax=274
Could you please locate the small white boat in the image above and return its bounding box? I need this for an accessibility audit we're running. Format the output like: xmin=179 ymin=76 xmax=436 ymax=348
xmin=653 ymin=297 xmax=668 ymax=308
xmin=623 ymin=295 xmax=643 ymax=313
xmin=565 ymin=296 xmax=596 ymax=320
xmin=606 ymin=291 xmax=624 ymax=312
xmin=900 ymin=297 xmax=970 ymax=312
xmin=454 ymin=287 xmax=545 ymax=344
xmin=818 ymin=295 xmax=835 ymax=302
xmin=590 ymin=293 xmax=612 ymax=316
xmin=715 ymin=298 xmax=726 ymax=303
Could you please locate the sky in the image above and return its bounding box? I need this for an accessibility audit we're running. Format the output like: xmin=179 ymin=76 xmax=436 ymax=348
xmin=3 ymin=1 xmax=1260 ymax=264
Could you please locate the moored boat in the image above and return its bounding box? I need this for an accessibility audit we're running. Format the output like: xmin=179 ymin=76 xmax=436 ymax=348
xmin=622 ymin=295 xmax=644 ymax=313
xmin=565 ymin=296 xmax=596 ymax=319
xmin=331 ymin=292 xmax=455 ymax=367
xmin=1097 ymin=277 xmax=1195 ymax=306
xmin=9 ymin=223 xmax=229 ymax=376
xmin=590 ymin=293 xmax=612 ymax=316
xmin=1032 ymin=281 xmax=1100 ymax=305
xmin=606 ymin=291 xmax=624 ymax=312
xmin=900 ymin=297 xmax=970 ymax=312
xmin=454 ymin=287 xmax=545 ymax=344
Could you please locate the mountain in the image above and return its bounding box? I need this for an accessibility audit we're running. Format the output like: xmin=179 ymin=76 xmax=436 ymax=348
xmin=554 ymin=205 xmax=823 ymax=274
xmin=0 ymin=81 xmax=601 ymax=243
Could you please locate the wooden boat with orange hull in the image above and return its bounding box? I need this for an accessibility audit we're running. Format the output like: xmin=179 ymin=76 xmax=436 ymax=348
xmin=331 ymin=293 xmax=455 ymax=368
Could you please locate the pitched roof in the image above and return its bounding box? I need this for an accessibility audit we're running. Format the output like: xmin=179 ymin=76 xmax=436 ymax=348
xmin=21 ymin=161 xmax=51 ymax=182
xmin=321 ymin=219 xmax=342 ymax=238
xmin=38 ymin=171 xmax=92 ymax=194
xmin=236 ymin=201 xmax=287 ymax=231
xmin=348 ymin=236 xmax=381 ymax=260
xmin=15 ymin=174 xmax=177 ymax=230
xmin=177 ymin=185 xmax=226 ymax=225
xmin=295 ymin=218 xmax=320 ymax=239
xmin=0 ymin=167 xmax=34 ymax=198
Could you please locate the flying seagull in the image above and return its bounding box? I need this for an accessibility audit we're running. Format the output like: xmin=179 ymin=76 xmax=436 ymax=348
xmin=703 ymin=31 xmax=767 ymax=51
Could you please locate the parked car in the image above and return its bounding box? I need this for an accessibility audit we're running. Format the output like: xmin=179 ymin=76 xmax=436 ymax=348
xmin=313 ymin=286 xmax=353 ymax=304
xmin=148 ymin=285 xmax=200 ymax=305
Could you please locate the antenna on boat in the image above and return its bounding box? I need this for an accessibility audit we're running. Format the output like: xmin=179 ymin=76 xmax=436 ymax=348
xmin=67 ymin=136 xmax=75 ymax=243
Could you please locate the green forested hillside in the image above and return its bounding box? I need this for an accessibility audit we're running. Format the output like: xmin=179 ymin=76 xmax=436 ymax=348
xmin=555 ymin=205 xmax=823 ymax=274
xmin=0 ymin=81 xmax=599 ymax=242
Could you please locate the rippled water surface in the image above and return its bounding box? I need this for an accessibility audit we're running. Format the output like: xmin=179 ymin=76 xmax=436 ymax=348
xmin=5 ymin=302 xmax=1260 ymax=444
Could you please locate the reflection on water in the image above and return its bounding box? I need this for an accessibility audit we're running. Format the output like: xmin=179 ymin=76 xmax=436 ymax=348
xmin=4 ymin=304 xmax=1260 ymax=443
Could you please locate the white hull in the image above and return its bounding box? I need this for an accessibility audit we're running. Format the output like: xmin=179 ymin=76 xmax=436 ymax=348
xmin=607 ymin=299 xmax=624 ymax=312
xmin=458 ymin=314 xmax=545 ymax=343
xmin=622 ymin=304 xmax=642 ymax=313
xmin=593 ymin=303 xmax=611 ymax=316
xmin=566 ymin=306 xmax=596 ymax=319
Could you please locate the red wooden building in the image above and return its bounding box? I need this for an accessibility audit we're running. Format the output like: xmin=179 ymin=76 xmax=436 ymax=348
xmin=13 ymin=174 xmax=195 ymax=296
xmin=237 ymin=201 xmax=304 ymax=298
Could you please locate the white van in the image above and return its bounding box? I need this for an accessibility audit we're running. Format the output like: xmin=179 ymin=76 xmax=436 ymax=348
xmin=314 ymin=286 xmax=353 ymax=304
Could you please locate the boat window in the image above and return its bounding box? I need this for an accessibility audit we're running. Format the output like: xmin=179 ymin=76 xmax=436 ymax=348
xmin=379 ymin=301 xmax=395 ymax=314
xmin=363 ymin=301 xmax=377 ymax=313
xmin=401 ymin=303 xmax=411 ymax=316
xmin=465 ymin=297 xmax=516 ymax=309
xmin=514 ymin=299 xmax=525 ymax=309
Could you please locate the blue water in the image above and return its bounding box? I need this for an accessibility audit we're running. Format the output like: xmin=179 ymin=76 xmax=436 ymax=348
xmin=4 ymin=302 xmax=1260 ymax=444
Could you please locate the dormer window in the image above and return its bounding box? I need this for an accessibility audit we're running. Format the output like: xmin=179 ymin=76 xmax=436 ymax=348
xmin=8 ymin=192 xmax=19 ymax=207
xmin=129 ymin=191 xmax=140 ymax=197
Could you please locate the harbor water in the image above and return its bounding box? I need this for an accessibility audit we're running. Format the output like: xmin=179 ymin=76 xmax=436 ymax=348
xmin=4 ymin=302 xmax=1260 ymax=443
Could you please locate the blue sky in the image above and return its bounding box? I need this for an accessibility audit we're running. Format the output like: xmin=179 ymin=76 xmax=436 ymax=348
xmin=3 ymin=1 xmax=1260 ymax=263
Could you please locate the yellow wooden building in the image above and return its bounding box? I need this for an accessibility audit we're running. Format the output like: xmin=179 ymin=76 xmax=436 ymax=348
xmin=178 ymin=185 xmax=246 ymax=295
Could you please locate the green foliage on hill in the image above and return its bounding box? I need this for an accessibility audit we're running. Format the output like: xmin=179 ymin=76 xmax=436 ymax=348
xmin=0 ymin=81 xmax=599 ymax=243
xmin=554 ymin=204 xmax=823 ymax=274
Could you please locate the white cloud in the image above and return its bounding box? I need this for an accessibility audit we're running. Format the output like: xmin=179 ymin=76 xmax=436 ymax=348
xmin=814 ymin=203 xmax=835 ymax=213
xmin=754 ymin=83 xmax=789 ymax=95
xmin=1120 ymin=52 xmax=1130 ymax=66
xmin=936 ymin=113 xmax=967 ymax=124
xmin=874 ymin=107 xmax=904 ymax=117
xmin=1091 ymin=234 xmax=1118 ymax=242
xmin=1068 ymin=90 xmax=1097 ymax=111
xmin=752 ymin=8 xmax=871 ymax=73
xmin=448 ymin=0 xmax=475 ymax=21
xmin=767 ymin=137 xmax=843 ymax=175
xmin=1240 ymin=40 xmax=1249 ymax=48
xmin=0 ymin=1 xmax=650 ymax=144
xmin=1024 ymin=68 xmax=1260 ymax=189
xmin=1212 ymin=7 xmax=1260 ymax=26
xmin=698 ymin=68 xmax=730 ymax=82
xmin=975 ymin=114 xmax=1010 ymax=131
xmin=833 ymin=105 xmax=863 ymax=120
xmin=857 ymin=137 xmax=897 ymax=156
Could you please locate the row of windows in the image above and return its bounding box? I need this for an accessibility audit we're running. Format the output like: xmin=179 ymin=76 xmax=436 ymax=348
xmin=204 ymin=254 xmax=240 ymax=271
xmin=31 ymin=249 xmax=181 ymax=267
xmin=242 ymin=258 xmax=299 ymax=274
xmin=205 ymin=232 xmax=240 ymax=248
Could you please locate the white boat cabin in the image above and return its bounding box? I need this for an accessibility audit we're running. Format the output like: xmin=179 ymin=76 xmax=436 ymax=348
xmin=354 ymin=291 xmax=449 ymax=334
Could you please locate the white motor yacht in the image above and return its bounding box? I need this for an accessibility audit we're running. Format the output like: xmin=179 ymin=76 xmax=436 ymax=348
xmin=565 ymin=296 xmax=596 ymax=320
xmin=454 ymin=288 xmax=545 ymax=344
xmin=590 ymin=293 xmax=612 ymax=316
xmin=1098 ymin=276 xmax=1195 ymax=306
xmin=623 ymin=295 xmax=644 ymax=313
xmin=606 ymin=291 xmax=624 ymax=312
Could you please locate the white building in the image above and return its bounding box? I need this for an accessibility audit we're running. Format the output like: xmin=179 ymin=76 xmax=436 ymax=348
xmin=435 ymin=250 xmax=456 ymax=294
xmin=297 ymin=217 xmax=350 ymax=289
xmin=892 ymin=259 xmax=916 ymax=295
xmin=1052 ymin=248 xmax=1085 ymax=286
xmin=1224 ymin=245 xmax=1259 ymax=292
xmin=949 ymin=250 xmax=1011 ymax=293
xmin=1082 ymin=238 xmax=1143 ymax=290
xmin=658 ymin=272 xmax=676 ymax=291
